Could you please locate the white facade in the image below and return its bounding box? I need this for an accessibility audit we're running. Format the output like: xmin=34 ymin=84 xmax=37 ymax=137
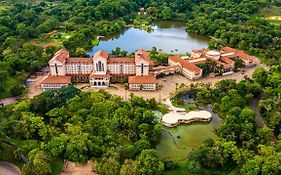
xmin=89 ymin=77 xmax=110 ymax=87
xmin=129 ymin=83 xmax=156 ymax=91
xmin=168 ymin=58 xmax=202 ymax=80
xmin=182 ymin=67 xmax=202 ymax=80
xmin=93 ymin=56 xmax=107 ymax=75
xmin=49 ymin=59 xmax=66 ymax=76
xmin=66 ymin=64 xmax=93 ymax=75
xmin=44 ymin=49 xmax=157 ymax=90
xmin=135 ymin=60 xmax=149 ymax=76
xmin=41 ymin=83 xmax=68 ymax=90
xmin=108 ymin=63 xmax=135 ymax=75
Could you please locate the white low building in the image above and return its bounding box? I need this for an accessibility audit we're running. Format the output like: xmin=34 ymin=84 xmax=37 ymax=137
xmin=128 ymin=75 xmax=157 ymax=91
xmin=41 ymin=76 xmax=71 ymax=90
xmin=162 ymin=110 xmax=212 ymax=127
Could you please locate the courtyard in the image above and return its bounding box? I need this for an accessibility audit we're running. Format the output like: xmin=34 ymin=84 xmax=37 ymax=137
xmin=77 ymin=64 xmax=269 ymax=102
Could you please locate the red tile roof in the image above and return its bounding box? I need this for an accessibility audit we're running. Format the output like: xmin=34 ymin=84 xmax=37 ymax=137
xmin=221 ymin=47 xmax=254 ymax=61
xmin=41 ymin=76 xmax=71 ymax=84
xmin=220 ymin=57 xmax=235 ymax=65
xmin=221 ymin=47 xmax=237 ymax=53
xmin=66 ymin=57 xmax=93 ymax=64
xmin=66 ymin=74 xmax=90 ymax=77
xmin=128 ymin=75 xmax=157 ymax=84
xmin=108 ymin=57 xmax=135 ymax=64
xmin=192 ymin=48 xmax=208 ymax=54
xmin=237 ymin=51 xmax=254 ymax=62
xmin=90 ymin=71 xmax=111 ymax=78
xmin=52 ymin=48 xmax=69 ymax=63
xmin=110 ymin=74 xmax=135 ymax=77
xmin=187 ymin=58 xmax=207 ymax=64
xmin=135 ymin=50 xmax=154 ymax=66
xmin=169 ymin=56 xmax=202 ymax=74
xmin=93 ymin=50 xmax=109 ymax=59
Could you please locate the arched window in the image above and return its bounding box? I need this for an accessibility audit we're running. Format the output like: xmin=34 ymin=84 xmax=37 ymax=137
xmin=98 ymin=61 xmax=102 ymax=71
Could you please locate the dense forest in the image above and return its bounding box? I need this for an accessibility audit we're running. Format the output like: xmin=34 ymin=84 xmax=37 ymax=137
xmin=0 ymin=87 xmax=166 ymax=175
xmin=169 ymin=65 xmax=281 ymax=174
xmin=185 ymin=0 xmax=281 ymax=65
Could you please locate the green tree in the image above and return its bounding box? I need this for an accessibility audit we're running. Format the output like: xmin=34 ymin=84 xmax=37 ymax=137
xmin=161 ymin=7 xmax=173 ymax=20
xmin=135 ymin=149 xmax=164 ymax=175
xmin=96 ymin=150 xmax=121 ymax=175
xmin=120 ymin=159 xmax=138 ymax=175
xmin=252 ymin=67 xmax=268 ymax=86
xmin=28 ymin=149 xmax=52 ymax=175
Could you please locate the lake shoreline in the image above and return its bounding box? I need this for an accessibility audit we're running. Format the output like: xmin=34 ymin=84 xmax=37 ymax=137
xmin=87 ymin=20 xmax=210 ymax=56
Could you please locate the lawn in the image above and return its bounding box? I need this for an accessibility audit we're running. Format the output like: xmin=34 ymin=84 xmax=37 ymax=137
xmin=258 ymin=5 xmax=281 ymax=17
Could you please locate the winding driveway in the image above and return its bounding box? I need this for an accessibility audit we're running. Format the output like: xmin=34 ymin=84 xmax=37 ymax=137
xmin=250 ymin=96 xmax=266 ymax=127
xmin=250 ymin=96 xmax=278 ymax=142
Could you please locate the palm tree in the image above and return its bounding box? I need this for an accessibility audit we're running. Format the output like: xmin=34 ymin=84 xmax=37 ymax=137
xmin=214 ymin=64 xmax=224 ymax=75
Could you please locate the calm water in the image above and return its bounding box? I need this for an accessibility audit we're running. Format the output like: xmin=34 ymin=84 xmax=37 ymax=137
xmin=87 ymin=21 xmax=209 ymax=56
xmin=154 ymin=109 xmax=221 ymax=160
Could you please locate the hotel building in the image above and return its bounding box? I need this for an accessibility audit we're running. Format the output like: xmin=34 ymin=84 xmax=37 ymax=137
xmin=168 ymin=47 xmax=257 ymax=80
xmin=41 ymin=48 xmax=157 ymax=91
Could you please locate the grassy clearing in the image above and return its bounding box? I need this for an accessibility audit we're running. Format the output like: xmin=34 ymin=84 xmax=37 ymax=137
xmin=258 ymin=5 xmax=281 ymax=17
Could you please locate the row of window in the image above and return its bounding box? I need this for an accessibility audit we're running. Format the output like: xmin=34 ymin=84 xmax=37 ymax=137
xmin=43 ymin=84 xmax=65 ymax=88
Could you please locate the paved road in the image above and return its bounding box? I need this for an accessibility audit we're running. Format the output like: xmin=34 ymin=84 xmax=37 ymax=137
xmin=0 ymin=161 xmax=21 ymax=175
xmin=250 ymin=96 xmax=266 ymax=127
xmin=0 ymin=97 xmax=17 ymax=106
xmin=250 ymin=96 xmax=278 ymax=142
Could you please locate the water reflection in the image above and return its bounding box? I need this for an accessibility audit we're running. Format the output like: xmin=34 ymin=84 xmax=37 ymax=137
xmin=87 ymin=21 xmax=209 ymax=56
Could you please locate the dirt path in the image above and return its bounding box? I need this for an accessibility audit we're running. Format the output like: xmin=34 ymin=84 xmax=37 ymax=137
xmin=27 ymin=75 xmax=47 ymax=98
xmin=0 ymin=161 xmax=21 ymax=175
xmin=60 ymin=160 xmax=98 ymax=175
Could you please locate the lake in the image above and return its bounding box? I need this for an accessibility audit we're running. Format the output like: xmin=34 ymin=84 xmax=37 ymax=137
xmin=87 ymin=21 xmax=209 ymax=56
